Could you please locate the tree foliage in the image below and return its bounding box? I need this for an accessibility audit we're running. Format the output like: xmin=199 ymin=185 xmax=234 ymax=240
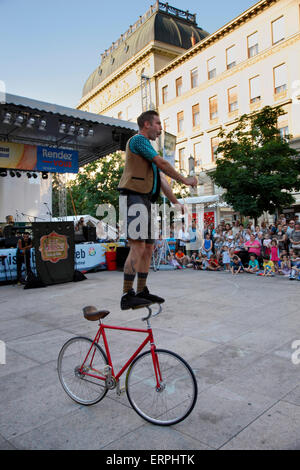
xmin=52 ymin=152 xmax=124 ymax=218
xmin=210 ymin=106 xmax=300 ymax=220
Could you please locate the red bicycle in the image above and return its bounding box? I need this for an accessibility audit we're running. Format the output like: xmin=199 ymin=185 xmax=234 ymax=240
xmin=57 ymin=304 xmax=198 ymax=426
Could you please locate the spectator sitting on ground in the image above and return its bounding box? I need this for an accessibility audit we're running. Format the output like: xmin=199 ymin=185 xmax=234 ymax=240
xmin=278 ymin=254 xmax=291 ymax=276
xmin=168 ymin=251 xmax=182 ymax=269
xmin=207 ymin=255 xmax=221 ymax=271
xmin=244 ymin=254 xmax=260 ymax=274
xmin=230 ymin=255 xmax=244 ymax=275
xmin=258 ymin=255 xmax=275 ymax=277
xmin=175 ymin=248 xmax=190 ymax=267
xmin=201 ymin=254 xmax=209 ymax=270
xmin=191 ymin=251 xmax=202 ymax=270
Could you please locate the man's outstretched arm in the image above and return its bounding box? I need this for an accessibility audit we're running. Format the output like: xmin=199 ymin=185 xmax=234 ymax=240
xmin=153 ymin=155 xmax=197 ymax=188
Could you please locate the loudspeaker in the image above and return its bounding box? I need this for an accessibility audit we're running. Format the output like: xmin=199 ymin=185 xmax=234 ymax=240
xmin=83 ymin=226 xmax=96 ymax=242
xmin=116 ymin=246 xmax=130 ymax=270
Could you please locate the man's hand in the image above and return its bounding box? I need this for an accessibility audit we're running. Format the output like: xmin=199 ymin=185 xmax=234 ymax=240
xmin=184 ymin=176 xmax=197 ymax=187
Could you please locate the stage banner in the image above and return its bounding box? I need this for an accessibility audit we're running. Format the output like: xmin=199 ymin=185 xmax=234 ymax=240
xmin=32 ymin=222 xmax=75 ymax=285
xmin=0 ymin=142 xmax=78 ymax=173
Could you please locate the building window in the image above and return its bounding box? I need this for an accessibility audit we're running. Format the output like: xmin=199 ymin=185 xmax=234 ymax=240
xmin=207 ymin=57 xmax=216 ymax=80
xmin=177 ymin=111 xmax=184 ymax=133
xmin=209 ymin=95 xmax=218 ymax=120
xmin=192 ymin=104 xmax=200 ymax=127
xmin=278 ymin=113 xmax=289 ymax=141
xmin=191 ymin=68 xmax=199 ymax=88
xmin=178 ymin=148 xmax=185 ymax=170
xmin=249 ymin=76 xmax=261 ymax=103
xmin=176 ymin=77 xmax=183 ymax=97
xmin=211 ymin=137 xmax=219 ymax=162
xmin=228 ymin=86 xmax=238 ymax=112
xmin=247 ymin=32 xmax=259 ymax=58
xmin=162 ymin=85 xmax=168 ymax=104
xmin=272 ymin=16 xmax=285 ymax=44
xmin=274 ymin=63 xmax=287 ymax=94
xmin=226 ymin=45 xmax=237 ymax=70
xmin=163 ymin=118 xmax=170 ymax=132
xmin=194 ymin=142 xmax=201 ymax=167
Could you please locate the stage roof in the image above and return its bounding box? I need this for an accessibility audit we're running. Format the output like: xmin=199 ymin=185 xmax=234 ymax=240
xmin=0 ymin=94 xmax=138 ymax=167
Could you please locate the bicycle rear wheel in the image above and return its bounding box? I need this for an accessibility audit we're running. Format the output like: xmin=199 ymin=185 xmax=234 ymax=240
xmin=126 ymin=349 xmax=197 ymax=426
xmin=57 ymin=336 xmax=108 ymax=406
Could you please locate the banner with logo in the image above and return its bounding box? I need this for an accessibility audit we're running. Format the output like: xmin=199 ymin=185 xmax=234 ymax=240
xmin=32 ymin=222 xmax=75 ymax=285
xmin=0 ymin=142 xmax=78 ymax=174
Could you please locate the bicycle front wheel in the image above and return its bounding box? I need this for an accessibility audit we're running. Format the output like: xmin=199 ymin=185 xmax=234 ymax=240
xmin=126 ymin=349 xmax=197 ymax=426
xmin=57 ymin=336 xmax=108 ymax=406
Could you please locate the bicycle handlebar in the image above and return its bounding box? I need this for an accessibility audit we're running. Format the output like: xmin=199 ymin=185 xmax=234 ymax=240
xmin=142 ymin=304 xmax=162 ymax=322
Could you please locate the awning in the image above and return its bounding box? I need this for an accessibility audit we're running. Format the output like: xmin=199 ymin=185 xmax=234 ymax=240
xmin=0 ymin=94 xmax=138 ymax=167
xmin=178 ymin=195 xmax=220 ymax=205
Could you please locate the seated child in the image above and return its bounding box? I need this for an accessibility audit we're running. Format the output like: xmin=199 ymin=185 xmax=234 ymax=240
xmin=257 ymin=256 xmax=275 ymax=276
xmin=168 ymin=251 xmax=182 ymax=269
xmin=191 ymin=252 xmax=202 ymax=270
xmin=278 ymin=254 xmax=291 ymax=276
xmin=289 ymin=252 xmax=300 ymax=280
xmin=244 ymin=254 xmax=259 ymax=274
xmin=207 ymin=254 xmax=221 ymax=271
xmin=201 ymin=254 xmax=209 ymax=270
xmin=230 ymin=256 xmax=244 ymax=275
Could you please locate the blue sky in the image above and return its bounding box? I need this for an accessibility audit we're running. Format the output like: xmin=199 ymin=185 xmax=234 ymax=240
xmin=0 ymin=0 xmax=257 ymax=108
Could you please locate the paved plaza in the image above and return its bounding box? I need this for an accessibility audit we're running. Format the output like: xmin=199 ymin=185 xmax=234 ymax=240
xmin=0 ymin=268 xmax=300 ymax=450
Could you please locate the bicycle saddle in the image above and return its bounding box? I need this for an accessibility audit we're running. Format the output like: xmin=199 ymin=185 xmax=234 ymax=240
xmin=83 ymin=306 xmax=110 ymax=321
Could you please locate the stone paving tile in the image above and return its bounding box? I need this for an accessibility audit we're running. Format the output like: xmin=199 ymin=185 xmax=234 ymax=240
xmin=9 ymin=397 xmax=143 ymax=450
xmin=102 ymin=424 xmax=213 ymax=450
xmin=220 ymin=400 xmax=300 ymax=450
xmin=173 ymin=382 xmax=276 ymax=449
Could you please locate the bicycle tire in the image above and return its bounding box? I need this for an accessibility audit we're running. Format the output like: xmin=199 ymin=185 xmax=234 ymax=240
xmin=57 ymin=336 xmax=108 ymax=406
xmin=125 ymin=348 xmax=198 ymax=426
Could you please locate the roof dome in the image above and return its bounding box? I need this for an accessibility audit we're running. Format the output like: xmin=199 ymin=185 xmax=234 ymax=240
xmin=82 ymin=4 xmax=209 ymax=98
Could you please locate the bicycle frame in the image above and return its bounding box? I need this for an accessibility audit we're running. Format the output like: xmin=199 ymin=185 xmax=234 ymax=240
xmin=79 ymin=322 xmax=162 ymax=389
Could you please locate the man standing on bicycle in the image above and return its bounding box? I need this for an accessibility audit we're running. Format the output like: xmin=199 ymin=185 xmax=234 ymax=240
xmin=118 ymin=110 xmax=197 ymax=310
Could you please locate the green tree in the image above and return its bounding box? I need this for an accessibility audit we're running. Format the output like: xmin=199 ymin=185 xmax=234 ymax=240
xmin=210 ymin=106 xmax=300 ymax=222
xmin=52 ymin=152 xmax=124 ymax=218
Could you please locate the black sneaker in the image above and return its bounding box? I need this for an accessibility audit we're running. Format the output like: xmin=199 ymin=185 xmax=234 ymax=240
xmin=136 ymin=286 xmax=165 ymax=304
xmin=121 ymin=289 xmax=152 ymax=310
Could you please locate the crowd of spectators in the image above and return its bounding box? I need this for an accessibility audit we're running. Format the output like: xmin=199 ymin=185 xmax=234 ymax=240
xmin=157 ymin=215 xmax=300 ymax=279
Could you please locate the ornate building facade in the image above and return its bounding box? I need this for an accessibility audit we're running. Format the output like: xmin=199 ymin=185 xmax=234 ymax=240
xmin=78 ymin=0 xmax=300 ymax=221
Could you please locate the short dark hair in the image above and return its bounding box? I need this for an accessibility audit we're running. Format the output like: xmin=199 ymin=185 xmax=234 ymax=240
xmin=137 ymin=110 xmax=159 ymax=129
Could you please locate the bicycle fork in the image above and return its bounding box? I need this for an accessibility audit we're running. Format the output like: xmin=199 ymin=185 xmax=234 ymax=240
xmin=151 ymin=345 xmax=164 ymax=392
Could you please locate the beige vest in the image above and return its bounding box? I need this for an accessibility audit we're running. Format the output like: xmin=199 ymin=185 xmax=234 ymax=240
xmin=118 ymin=136 xmax=154 ymax=194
